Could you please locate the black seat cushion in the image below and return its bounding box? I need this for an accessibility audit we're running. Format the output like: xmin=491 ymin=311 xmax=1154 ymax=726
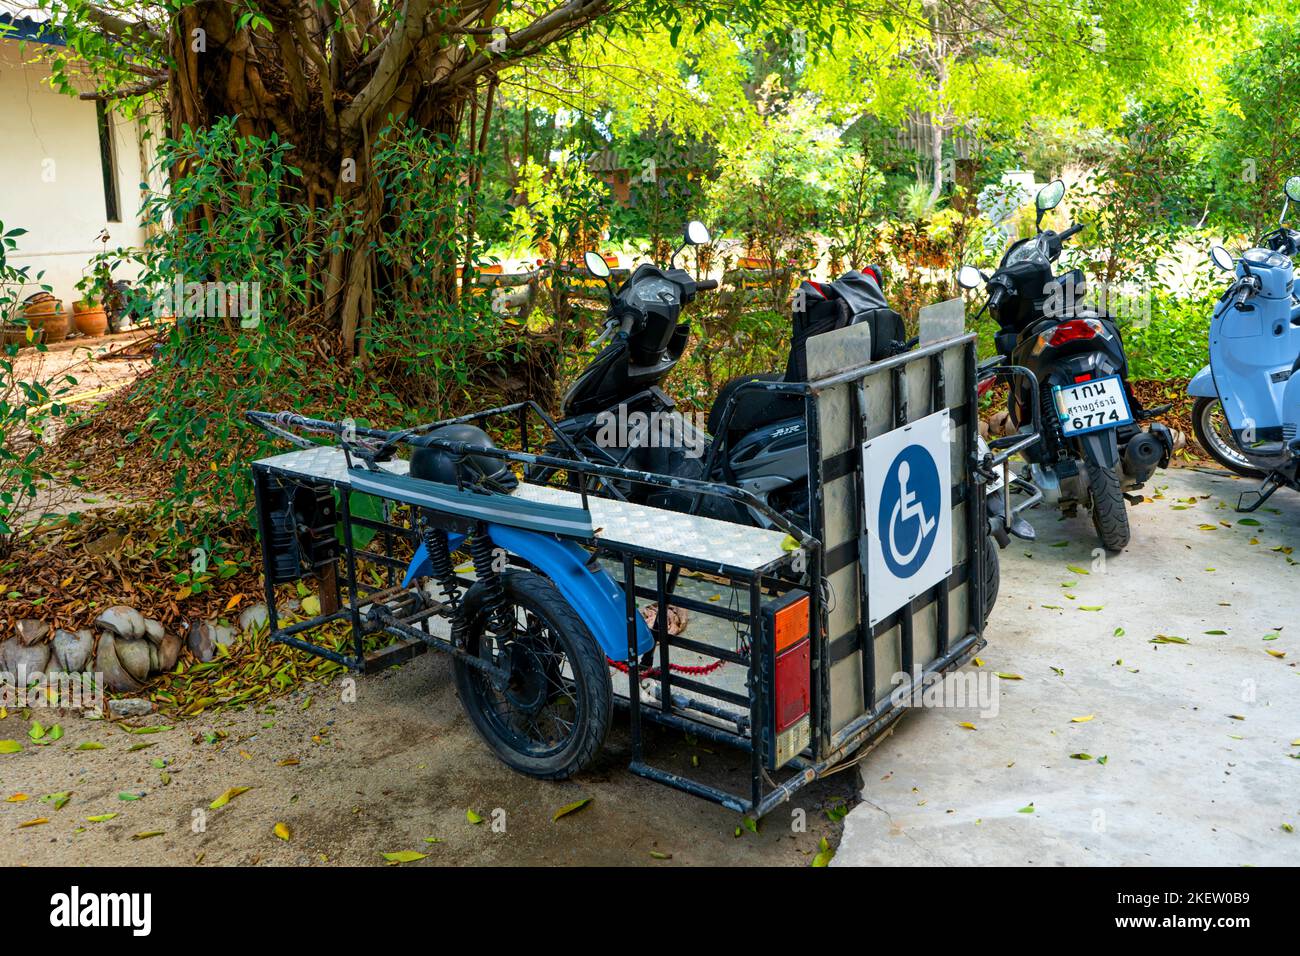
xmin=707 ymin=372 xmax=801 ymax=437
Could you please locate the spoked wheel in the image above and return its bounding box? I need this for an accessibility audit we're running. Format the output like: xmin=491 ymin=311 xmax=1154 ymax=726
xmin=1192 ymin=397 xmax=1269 ymax=478
xmin=453 ymin=570 xmax=611 ymax=780
xmin=1084 ymin=459 xmax=1130 ymax=553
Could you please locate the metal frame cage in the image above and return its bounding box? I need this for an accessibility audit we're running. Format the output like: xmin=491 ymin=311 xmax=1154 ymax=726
xmin=247 ymin=333 xmax=995 ymax=816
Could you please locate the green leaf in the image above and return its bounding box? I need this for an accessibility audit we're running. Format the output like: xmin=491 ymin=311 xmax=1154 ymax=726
xmin=811 ymin=836 xmax=834 ymax=866
xmin=466 ymin=809 xmax=483 ymax=824
xmin=552 ymin=798 xmax=591 ymax=822
xmin=382 ymin=850 xmax=427 ymax=863
xmin=0 ymin=739 xmax=22 ymax=754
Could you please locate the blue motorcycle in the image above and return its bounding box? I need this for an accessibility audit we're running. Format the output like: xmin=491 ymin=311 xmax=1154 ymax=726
xmin=1190 ymin=175 xmax=1300 ymax=510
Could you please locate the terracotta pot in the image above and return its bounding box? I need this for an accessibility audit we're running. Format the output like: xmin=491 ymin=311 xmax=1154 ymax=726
xmin=72 ymin=304 xmax=108 ymax=337
xmin=41 ymin=311 xmax=69 ymax=344
xmin=23 ymin=295 xmax=61 ymax=329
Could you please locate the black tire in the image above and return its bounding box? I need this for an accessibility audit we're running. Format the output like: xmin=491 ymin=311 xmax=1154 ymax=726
xmin=1084 ymin=459 xmax=1130 ymax=553
xmin=981 ymin=533 xmax=999 ymax=626
xmin=1191 ymin=397 xmax=1268 ymax=478
xmin=452 ymin=570 xmax=612 ymax=780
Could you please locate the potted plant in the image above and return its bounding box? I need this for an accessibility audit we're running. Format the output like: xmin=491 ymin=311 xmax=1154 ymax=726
xmin=72 ymin=274 xmax=108 ymax=337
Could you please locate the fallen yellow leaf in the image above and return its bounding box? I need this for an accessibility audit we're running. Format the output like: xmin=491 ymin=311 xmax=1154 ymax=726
xmin=209 ymin=786 xmax=252 ymax=810
xmin=1071 ymin=714 xmax=1094 ymax=723
xmin=957 ymin=721 xmax=977 ymax=730
xmin=273 ymin=822 xmax=291 ymax=841
xmin=382 ymin=850 xmax=426 ymax=864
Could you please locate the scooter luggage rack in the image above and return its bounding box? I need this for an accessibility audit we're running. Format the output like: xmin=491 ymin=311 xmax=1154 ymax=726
xmin=247 ymin=405 xmax=826 ymax=816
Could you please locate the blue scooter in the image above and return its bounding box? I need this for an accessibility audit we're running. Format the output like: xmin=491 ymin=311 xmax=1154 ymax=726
xmin=1190 ymin=175 xmax=1300 ymax=510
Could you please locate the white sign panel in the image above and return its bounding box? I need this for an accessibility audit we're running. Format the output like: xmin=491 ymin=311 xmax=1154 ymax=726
xmin=862 ymin=408 xmax=953 ymax=626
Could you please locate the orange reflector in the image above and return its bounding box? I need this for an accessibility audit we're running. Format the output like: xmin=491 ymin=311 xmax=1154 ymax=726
xmin=772 ymin=594 xmax=810 ymax=652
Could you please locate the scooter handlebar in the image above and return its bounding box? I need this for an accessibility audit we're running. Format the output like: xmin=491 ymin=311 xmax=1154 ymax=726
xmin=1058 ymin=223 xmax=1085 ymax=242
xmin=695 ymin=279 xmax=719 ymax=292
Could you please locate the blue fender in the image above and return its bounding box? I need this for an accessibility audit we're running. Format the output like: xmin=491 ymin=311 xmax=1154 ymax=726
xmin=1187 ymin=364 xmax=1218 ymax=398
xmin=402 ymin=527 xmax=652 ymax=661
xmin=402 ymin=534 xmax=465 ymax=588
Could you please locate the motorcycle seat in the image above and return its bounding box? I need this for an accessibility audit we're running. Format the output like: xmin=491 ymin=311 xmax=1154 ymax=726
xmin=707 ymin=372 xmax=800 ymax=438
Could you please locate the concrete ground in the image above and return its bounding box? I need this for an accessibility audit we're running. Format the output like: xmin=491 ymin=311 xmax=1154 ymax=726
xmin=836 ymin=465 xmax=1300 ymax=866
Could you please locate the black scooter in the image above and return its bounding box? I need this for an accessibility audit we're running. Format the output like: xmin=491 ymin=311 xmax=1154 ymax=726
xmin=958 ymin=180 xmax=1173 ymax=552
xmin=538 ymin=221 xmax=911 ymax=530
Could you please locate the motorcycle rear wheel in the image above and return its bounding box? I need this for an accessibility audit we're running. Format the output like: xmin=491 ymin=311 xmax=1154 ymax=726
xmin=1085 ymin=459 xmax=1130 ymax=553
xmin=1191 ymin=397 xmax=1268 ymax=479
xmin=981 ymin=533 xmax=999 ymax=626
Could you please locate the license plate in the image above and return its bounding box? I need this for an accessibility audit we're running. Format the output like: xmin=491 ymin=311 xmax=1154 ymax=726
xmin=1053 ymin=375 xmax=1133 ymax=436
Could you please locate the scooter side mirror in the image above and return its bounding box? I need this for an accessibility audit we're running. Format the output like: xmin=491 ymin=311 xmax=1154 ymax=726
xmin=684 ymin=220 xmax=711 ymax=246
xmin=1209 ymin=245 xmax=1235 ymax=273
xmin=584 ymin=251 xmax=612 ymax=279
xmin=1285 ymin=176 xmax=1300 ymax=203
xmin=1035 ymin=179 xmax=1065 ymax=230
xmin=1036 ymin=179 xmax=1065 ymax=212
xmin=957 ymin=265 xmax=985 ymax=290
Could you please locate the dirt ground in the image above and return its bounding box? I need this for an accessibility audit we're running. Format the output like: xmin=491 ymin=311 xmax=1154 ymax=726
xmin=16 ymin=330 xmax=153 ymax=402
xmin=0 ymin=650 xmax=855 ymax=867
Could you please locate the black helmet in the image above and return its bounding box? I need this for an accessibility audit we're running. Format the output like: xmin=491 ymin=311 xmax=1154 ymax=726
xmin=408 ymin=424 xmax=518 ymax=492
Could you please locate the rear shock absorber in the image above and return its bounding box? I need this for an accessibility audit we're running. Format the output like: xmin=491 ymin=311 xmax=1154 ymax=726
xmin=418 ymin=519 xmax=461 ymax=610
xmin=470 ymin=524 xmax=512 ymax=634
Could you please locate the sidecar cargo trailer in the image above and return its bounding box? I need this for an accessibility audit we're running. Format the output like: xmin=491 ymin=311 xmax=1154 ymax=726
xmin=247 ymin=332 xmax=995 ymax=817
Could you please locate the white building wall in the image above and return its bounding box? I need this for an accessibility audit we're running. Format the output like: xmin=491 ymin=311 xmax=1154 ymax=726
xmin=0 ymin=37 xmax=152 ymax=310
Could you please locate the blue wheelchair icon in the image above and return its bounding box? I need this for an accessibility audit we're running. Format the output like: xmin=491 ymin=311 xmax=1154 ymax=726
xmin=877 ymin=444 xmax=941 ymax=579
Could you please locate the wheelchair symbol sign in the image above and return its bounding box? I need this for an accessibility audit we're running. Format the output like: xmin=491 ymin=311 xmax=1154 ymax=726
xmin=879 ymin=447 xmax=940 ymax=577
xmin=862 ymin=409 xmax=952 ymax=625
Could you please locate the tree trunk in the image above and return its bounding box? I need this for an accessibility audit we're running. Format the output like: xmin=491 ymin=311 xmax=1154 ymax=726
xmin=163 ymin=2 xmax=485 ymax=359
xmin=930 ymin=117 xmax=945 ymax=203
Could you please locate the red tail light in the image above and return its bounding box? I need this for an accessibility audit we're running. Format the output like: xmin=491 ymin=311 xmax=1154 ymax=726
xmin=1073 ymin=373 xmax=1092 ymax=383
xmin=1047 ymin=319 xmax=1101 ymax=346
xmin=763 ymin=593 xmax=811 ymax=769
xmin=1033 ymin=318 xmax=1105 ymax=356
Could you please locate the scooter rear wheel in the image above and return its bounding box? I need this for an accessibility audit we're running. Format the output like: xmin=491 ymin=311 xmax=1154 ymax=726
xmin=1191 ymin=397 xmax=1268 ymax=479
xmin=981 ymin=533 xmax=999 ymax=626
xmin=1085 ymin=459 xmax=1130 ymax=553
xmin=453 ymin=571 xmax=612 ymax=780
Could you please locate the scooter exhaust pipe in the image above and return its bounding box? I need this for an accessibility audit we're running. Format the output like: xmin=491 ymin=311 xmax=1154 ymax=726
xmin=1122 ymin=432 xmax=1163 ymax=484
